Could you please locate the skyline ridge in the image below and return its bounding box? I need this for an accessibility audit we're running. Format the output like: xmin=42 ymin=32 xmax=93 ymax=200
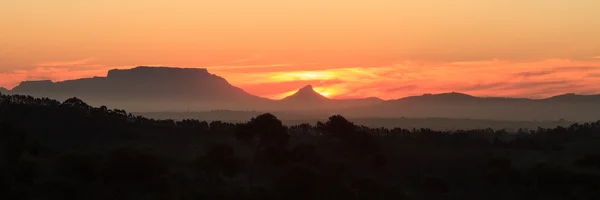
xmin=5 ymin=66 xmax=600 ymax=121
xmin=5 ymin=66 xmax=600 ymax=101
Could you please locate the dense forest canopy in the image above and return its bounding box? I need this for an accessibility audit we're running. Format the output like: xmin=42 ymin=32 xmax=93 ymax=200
xmin=1 ymin=93 xmax=600 ymax=199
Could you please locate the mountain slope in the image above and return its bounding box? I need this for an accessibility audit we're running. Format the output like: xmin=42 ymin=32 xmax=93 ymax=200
xmin=542 ymin=93 xmax=600 ymax=103
xmin=342 ymin=92 xmax=600 ymax=121
xmin=275 ymin=85 xmax=384 ymax=111
xmin=10 ymin=66 xmax=272 ymax=111
xmin=281 ymin=85 xmax=329 ymax=102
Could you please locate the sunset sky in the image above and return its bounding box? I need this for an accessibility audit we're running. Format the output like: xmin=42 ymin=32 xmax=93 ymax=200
xmin=1 ymin=0 xmax=600 ymax=99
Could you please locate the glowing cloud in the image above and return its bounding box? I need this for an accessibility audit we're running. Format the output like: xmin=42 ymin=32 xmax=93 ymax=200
xmin=35 ymin=58 xmax=96 ymax=67
xmin=1 ymin=58 xmax=599 ymax=100
xmin=269 ymin=71 xmax=338 ymax=82
xmin=214 ymin=58 xmax=600 ymax=99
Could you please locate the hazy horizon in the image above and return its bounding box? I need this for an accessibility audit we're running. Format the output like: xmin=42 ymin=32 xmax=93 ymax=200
xmin=2 ymin=0 xmax=600 ymax=100
xmin=3 ymin=65 xmax=600 ymax=101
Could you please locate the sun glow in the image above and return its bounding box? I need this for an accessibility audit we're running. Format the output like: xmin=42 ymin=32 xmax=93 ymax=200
xmin=270 ymin=90 xmax=298 ymax=100
xmin=268 ymin=86 xmax=337 ymax=100
xmin=269 ymin=71 xmax=338 ymax=81
xmin=313 ymin=87 xmax=335 ymax=98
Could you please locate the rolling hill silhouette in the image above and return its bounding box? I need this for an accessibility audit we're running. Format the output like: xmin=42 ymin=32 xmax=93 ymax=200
xmin=0 ymin=87 xmax=8 ymax=94
xmin=543 ymin=93 xmax=600 ymax=103
xmin=6 ymin=66 xmax=600 ymax=121
xmin=341 ymin=92 xmax=600 ymax=121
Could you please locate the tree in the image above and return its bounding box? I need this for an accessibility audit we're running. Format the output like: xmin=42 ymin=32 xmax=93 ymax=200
xmin=318 ymin=115 xmax=380 ymax=158
xmin=317 ymin=115 xmax=356 ymax=139
xmin=103 ymin=147 xmax=169 ymax=196
xmin=56 ymin=151 xmax=105 ymax=183
xmin=0 ymin=120 xmax=28 ymax=165
xmin=234 ymin=113 xmax=289 ymax=186
xmin=192 ymin=143 xmax=243 ymax=178
xmin=290 ymin=144 xmax=321 ymax=166
xmin=0 ymin=120 xmax=39 ymax=199
xmin=62 ymin=97 xmax=91 ymax=109
xmin=574 ymin=154 xmax=600 ymax=169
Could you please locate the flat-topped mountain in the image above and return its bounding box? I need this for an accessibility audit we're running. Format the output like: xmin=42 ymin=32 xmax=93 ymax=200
xmin=13 ymin=66 xmax=255 ymax=99
xmin=10 ymin=66 xmax=270 ymax=111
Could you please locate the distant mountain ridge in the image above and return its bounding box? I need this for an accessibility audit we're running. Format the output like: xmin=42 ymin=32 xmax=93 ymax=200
xmin=10 ymin=66 xmax=269 ymax=111
xmin=342 ymin=92 xmax=600 ymax=121
xmin=390 ymin=92 xmax=600 ymax=103
xmin=5 ymin=66 xmax=600 ymax=121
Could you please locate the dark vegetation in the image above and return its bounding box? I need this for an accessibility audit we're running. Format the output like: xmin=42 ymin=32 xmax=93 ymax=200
xmin=139 ymin=110 xmax=579 ymax=131
xmin=1 ymin=93 xmax=600 ymax=199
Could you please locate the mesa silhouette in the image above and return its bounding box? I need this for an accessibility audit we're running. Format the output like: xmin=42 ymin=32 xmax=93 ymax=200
xmin=4 ymin=66 xmax=600 ymax=121
xmin=8 ymin=67 xmax=267 ymax=111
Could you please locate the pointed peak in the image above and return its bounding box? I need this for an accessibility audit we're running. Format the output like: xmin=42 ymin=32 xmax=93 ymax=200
xmin=299 ymin=85 xmax=314 ymax=91
xmin=295 ymin=85 xmax=319 ymax=96
xmin=282 ymin=85 xmax=329 ymax=101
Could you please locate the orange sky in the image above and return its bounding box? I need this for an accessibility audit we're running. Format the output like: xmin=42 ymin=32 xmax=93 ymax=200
xmin=1 ymin=0 xmax=600 ymax=99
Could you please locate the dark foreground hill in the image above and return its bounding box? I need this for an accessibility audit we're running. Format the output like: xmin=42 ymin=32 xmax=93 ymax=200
xmin=2 ymin=93 xmax=600 ymax=199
